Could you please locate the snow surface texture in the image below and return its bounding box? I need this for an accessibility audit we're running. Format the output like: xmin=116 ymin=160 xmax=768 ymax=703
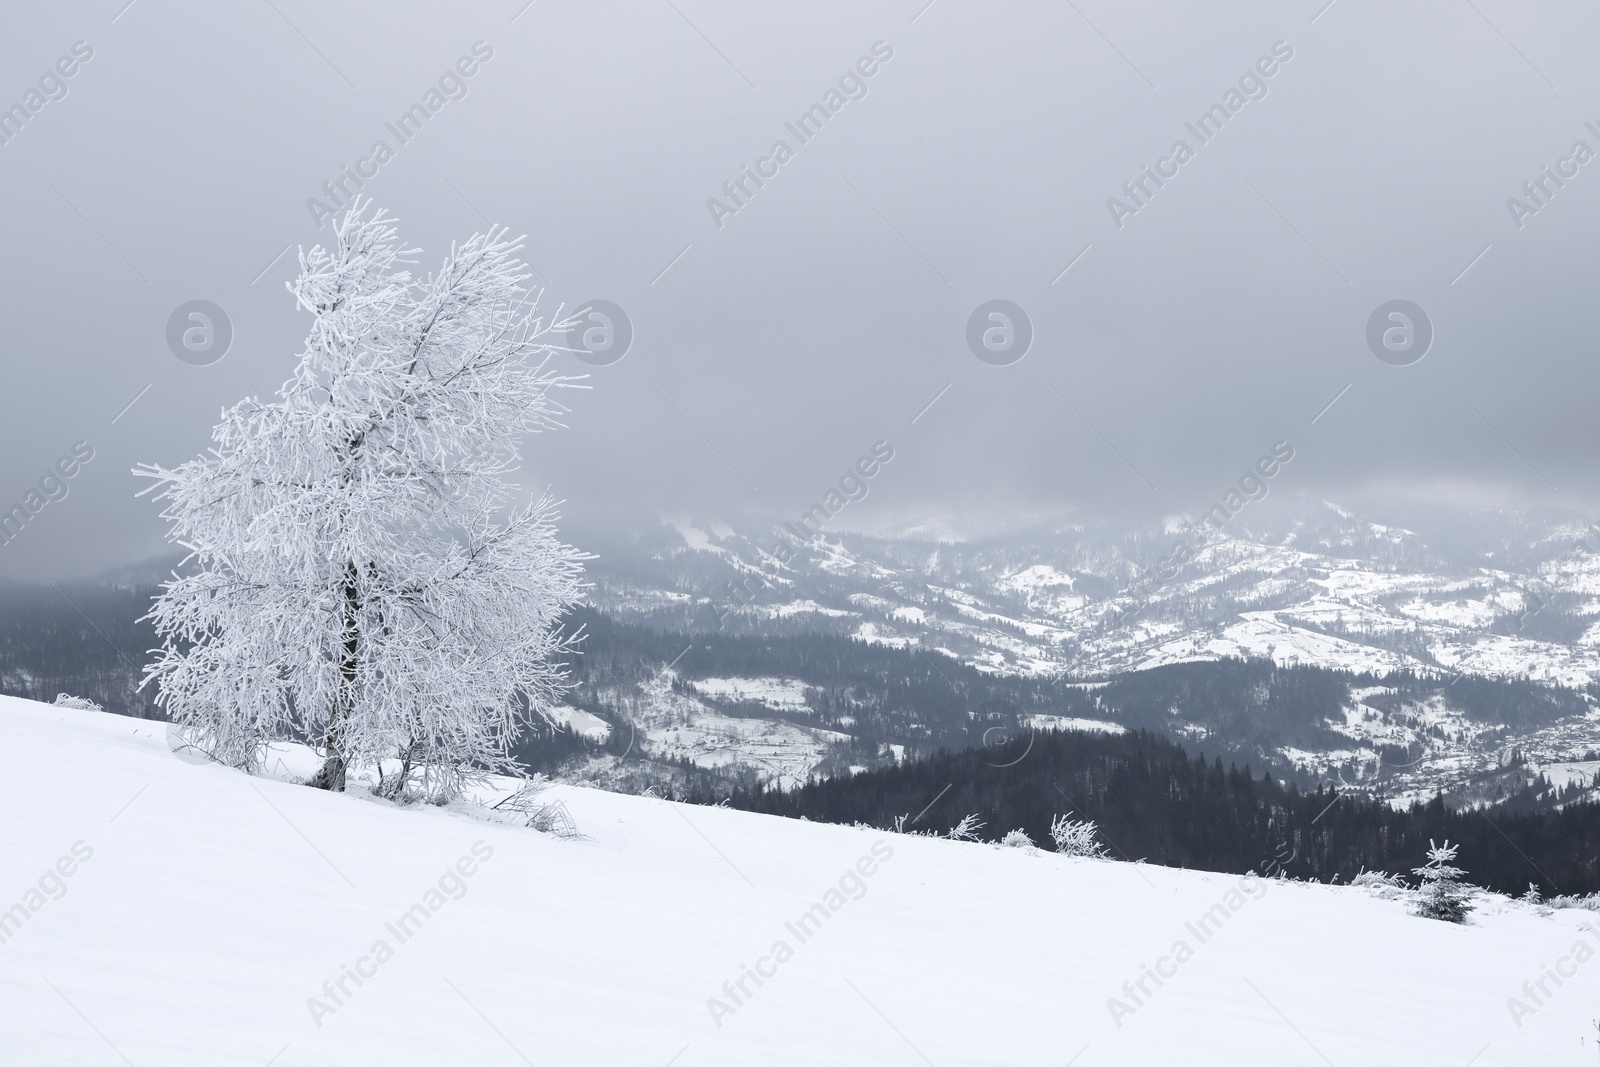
xmin=2 ymin=695 xmax=1595 ymax=1065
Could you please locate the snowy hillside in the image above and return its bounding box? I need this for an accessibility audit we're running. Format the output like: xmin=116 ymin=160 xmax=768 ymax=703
xmin=3 ymin=695 xmax=1595 ymax=1064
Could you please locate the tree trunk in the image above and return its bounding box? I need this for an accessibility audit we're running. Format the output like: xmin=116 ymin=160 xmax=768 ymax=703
xmin=309 ymin=562 xmax=360 ymax=791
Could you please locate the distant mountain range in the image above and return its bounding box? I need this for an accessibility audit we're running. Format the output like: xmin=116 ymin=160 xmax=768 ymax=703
xmin=509 ymin=497 xmax=1600 ymax=808
xmin=583 ymin=496 xmax=1600 ymax=688
xmin=18 ymin=497 xmax=1600 ymax=814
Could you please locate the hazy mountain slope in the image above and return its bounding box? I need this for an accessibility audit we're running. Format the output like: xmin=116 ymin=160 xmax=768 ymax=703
xmin=586 ymin=499 xmax=1600 ymax=687
xmin=543 ymin=614 xmax=1600 ymax=813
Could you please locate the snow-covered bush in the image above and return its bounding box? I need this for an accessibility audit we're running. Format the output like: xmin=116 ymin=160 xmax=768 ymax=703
xmin=52 ymin=693 xmax=103 ymax=712
xmin=885 ymin=813 xmax=994 ymax=843
xmin=527 ymin=799 xmax=581 ymax=838
xmin=946 ymin=814 xmax=985 ymax=842
xmin=491 ymin=778 xmax=582 ymax=838
xmin=1412 ymin=840 xmax=1474 ymax=923
xmin=889 ymin=814 xmax=937 ymax=837
xmin=1546 ymin=893 xmax=1600 ymax=912
xmin=1351 ymin=868 xmax=1407 ymax=900
xmin=1519 ymin=883 xmax=1554 ymax=916
xmin=136 ymin=201 xmax=586 ymax=800
xmin=1000 ymin=828 xmax=1034 ymax=849
xmin=1050 ymin=814 xmax=1107 ymax=858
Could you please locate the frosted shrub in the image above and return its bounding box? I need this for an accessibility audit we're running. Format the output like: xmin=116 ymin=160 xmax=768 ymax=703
xmin=492 ymin=778 xmax=582 ymax=838
xmin=1050 ymin=814 xmax=1107 ymax=858
xmin=946 ymin=814 xmax=985 ymax=842
xmin=1352 ymin=869 xmax=1407 ymax=900
xmin=52 ymin=693 xmax=103 ymax=712
xmin=527 ymin=800 xmax=581 ymax=838
xmin=888 ymin=812 xmax=990 ymax=843
xmin=1000 ymin=828 xmax=1034 ymax=849
xmin=1546 ymin=893 xmax=1600 ymax=912
xmin=890 ymin=813 xmax=937 ymax=837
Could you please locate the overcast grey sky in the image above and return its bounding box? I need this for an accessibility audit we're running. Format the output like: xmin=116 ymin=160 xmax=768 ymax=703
xmin=1 ymin=0 xmax=1596 ymax=578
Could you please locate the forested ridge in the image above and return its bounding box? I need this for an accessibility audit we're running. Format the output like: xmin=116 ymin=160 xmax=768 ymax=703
xmin=0 ymin=582 xmax=159 ymax=717
xmin=5 ymin=588 xmax=1599 ymax=855
xmin=731 ymin=728 xmax=1600 ymax=896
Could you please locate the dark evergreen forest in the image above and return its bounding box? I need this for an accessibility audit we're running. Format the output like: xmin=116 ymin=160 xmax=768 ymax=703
xmin=0 ymin=581 xmax=159 ymax=717
xmin=730 ymin=727 xmax=1600 ymax=896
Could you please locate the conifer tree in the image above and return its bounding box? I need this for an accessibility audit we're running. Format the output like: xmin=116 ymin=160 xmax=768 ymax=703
xmin=1413 ymin=839 xmax=1474 ymax=923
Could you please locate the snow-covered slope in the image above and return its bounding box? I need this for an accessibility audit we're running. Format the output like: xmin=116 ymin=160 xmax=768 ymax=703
xmin=2 ymin=696 xmax=1593 ymax=1064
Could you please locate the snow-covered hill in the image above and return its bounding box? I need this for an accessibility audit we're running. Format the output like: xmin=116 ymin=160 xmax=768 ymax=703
xmin=2 ymin=696 xmax=1595 ymax=1064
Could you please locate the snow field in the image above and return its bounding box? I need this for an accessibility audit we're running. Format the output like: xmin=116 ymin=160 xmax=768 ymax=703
xmin=1020 ymin=715 xmax=1127 ymax=735
xmin=0 ymin=695 xmax=1595 ymax=1065
xmin=686 ymin=677 xmax=813 ymax=713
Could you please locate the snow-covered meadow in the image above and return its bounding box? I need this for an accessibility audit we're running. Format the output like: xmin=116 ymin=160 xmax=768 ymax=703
xmin=2 ymin=695 xmax=1595 ymax=1065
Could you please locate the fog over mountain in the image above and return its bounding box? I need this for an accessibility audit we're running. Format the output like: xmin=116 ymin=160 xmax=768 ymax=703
xmin=2 ymin=1 xmax=1597 ymax=579
xmin=579 ymin=494 xmax=1600 ymax=681
xmin=11 ymin=8 xmax=1600 ymax=1062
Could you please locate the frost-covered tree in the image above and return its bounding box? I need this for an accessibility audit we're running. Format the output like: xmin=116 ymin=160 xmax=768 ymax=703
xmin=137 ymin=200 xmax=586 ymax=800
xmin=1412 ymin=839 xmax=1474 ymax=923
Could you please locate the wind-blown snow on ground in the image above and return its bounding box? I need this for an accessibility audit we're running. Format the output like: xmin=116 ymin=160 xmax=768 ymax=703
xmin=0 ymin=695 xmax=1594 ymax=1065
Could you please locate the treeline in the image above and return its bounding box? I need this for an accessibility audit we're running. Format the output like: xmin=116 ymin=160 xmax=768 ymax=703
xmin=553 ymin=606 xmax=1591 ymax=772
xmin=0 ymin=582 xmax=159 ymax=717
xmin=728 ymin=728 xmax=1600 ymax=896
